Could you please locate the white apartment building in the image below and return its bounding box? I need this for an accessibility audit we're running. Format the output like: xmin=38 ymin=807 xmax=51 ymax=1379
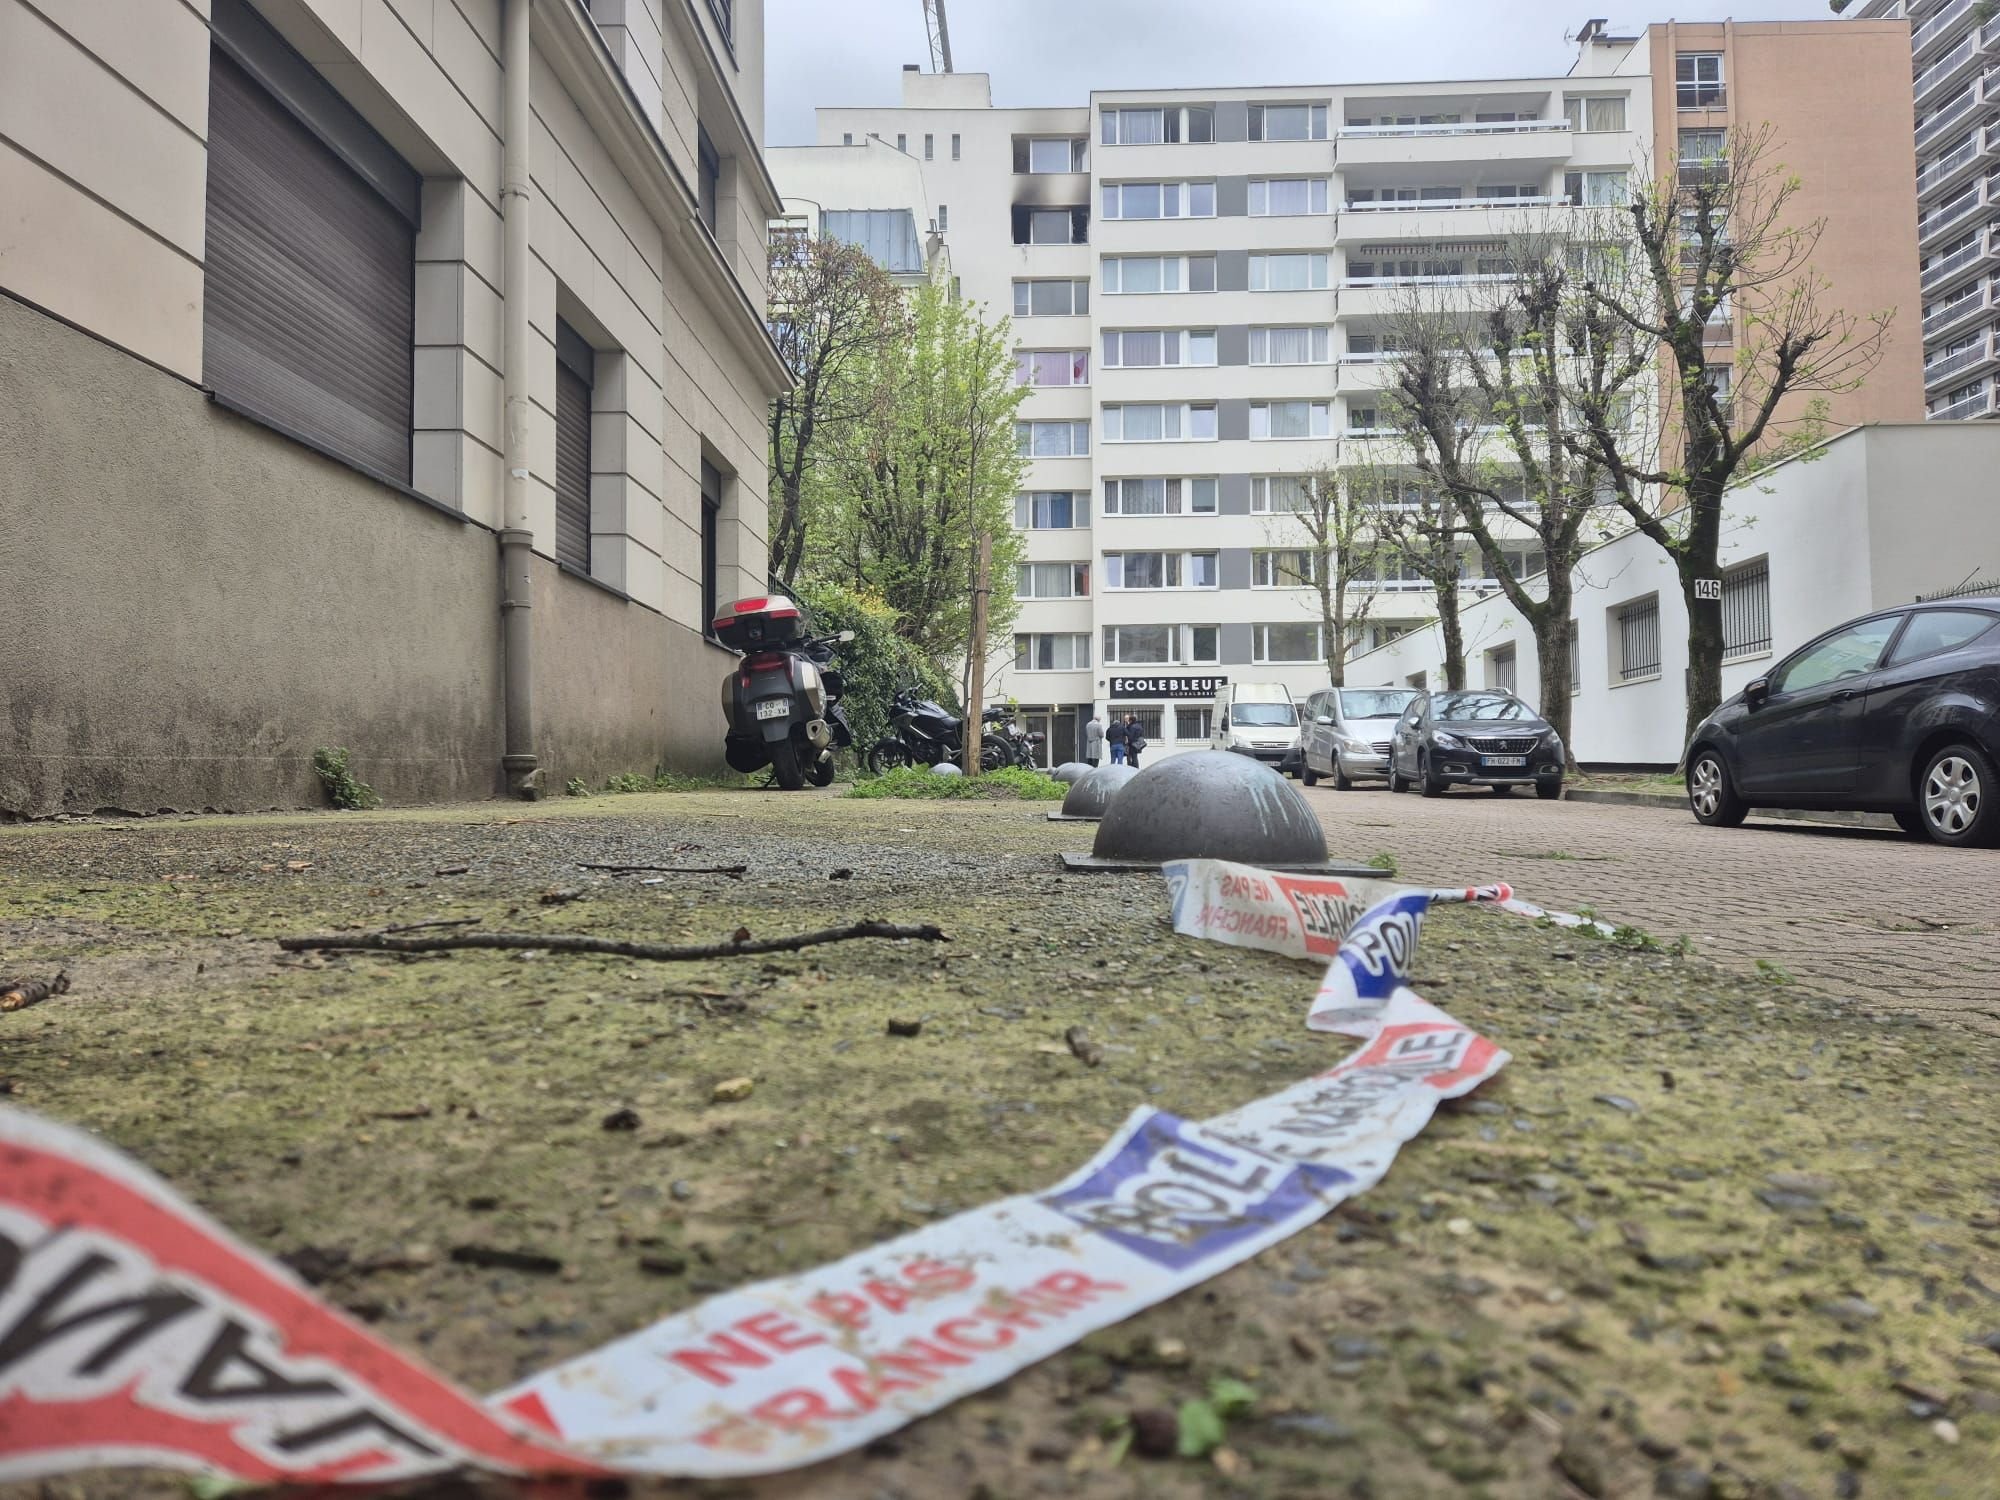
xmin=1854 ymin=0 xmax=2000 ymax=420
xmin=769 ymin=136 xmax=950 ymax=288
xmin=798 ymin=66 xmax=1646 ymax=762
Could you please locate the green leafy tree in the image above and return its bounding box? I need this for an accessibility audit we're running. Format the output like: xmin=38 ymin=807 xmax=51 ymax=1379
xmin=809 ymin=282 xmax=1029 ymax=672
xmin=765 ymin=233 xmax=901 ymax=591
xmin=793 ymin=579 xmax=955 ymax=756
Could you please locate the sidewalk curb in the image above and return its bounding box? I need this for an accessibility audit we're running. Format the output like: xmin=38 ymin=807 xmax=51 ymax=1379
xmin=1563 ymin=786 xmax=1902 ymax=833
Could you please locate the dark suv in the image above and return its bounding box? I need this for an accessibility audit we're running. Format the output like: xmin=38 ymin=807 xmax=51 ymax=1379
xmin=1684 ymin=599 xmax=2000 ymax=847
xmin=1388 ymin=689 xmax=1565 ymax=799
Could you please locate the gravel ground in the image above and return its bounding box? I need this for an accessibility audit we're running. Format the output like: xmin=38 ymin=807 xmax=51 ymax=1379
xmin=3 ymin=788 xmax=1999 ymax=1500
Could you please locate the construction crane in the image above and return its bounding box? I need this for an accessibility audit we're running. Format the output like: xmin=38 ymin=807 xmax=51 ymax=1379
xmin=922 ymin=0 xmax=953 ymax=72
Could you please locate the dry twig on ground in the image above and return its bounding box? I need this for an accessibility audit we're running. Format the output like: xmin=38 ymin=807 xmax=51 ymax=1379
xmin=1 ymin=972 xmax=70 ymax=1013
xmin=277 ymin=921 xmax=946 ymax=963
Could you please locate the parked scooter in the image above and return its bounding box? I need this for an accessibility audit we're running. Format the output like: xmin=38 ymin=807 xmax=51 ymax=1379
xmin=714 ymin=596 xmax=855 ymax=790
xmin=867 ymin=688 xmax=1010 ymax=775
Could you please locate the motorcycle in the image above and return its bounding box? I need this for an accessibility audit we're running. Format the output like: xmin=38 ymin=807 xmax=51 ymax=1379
xmin=985 ymin=706 xmax=1046 ymax=769
xmin=714 ymin=595 xmax=855 ymax=790
xmin=867 ymin=688 xmax=1011 ymax=775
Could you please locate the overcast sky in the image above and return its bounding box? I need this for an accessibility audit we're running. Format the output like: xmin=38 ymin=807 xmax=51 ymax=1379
xmin=765 ymin=1 xmax=1845 ymax=146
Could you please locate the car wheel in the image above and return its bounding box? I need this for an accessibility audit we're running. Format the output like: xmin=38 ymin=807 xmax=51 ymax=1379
xmin=1918 ymin=742 xmax=2000 ymax=847
xmin=1419 ymin=751 xmax=1445 ymax=798
xmin=1536 ymin=776 xmax=1563 ymax=801
xmin=1686 ymin=748 xmax=1748 ymax=828
xmin=1387 ymin=758 xmax=1408 ymax=794
xmin=1301 ymin=762 xmax=1319 ymax=786
xmin=1333 ymin=765 xmax=1354 ymax=791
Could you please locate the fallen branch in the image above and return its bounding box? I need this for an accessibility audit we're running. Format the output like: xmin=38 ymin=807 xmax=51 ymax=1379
xmin=1 ymin=973 xmax=70 ymax=1014
xmin=578 ymin=863 xmax=748 ymax=878
xmin=277 ymin=921 xmax=947 ymax=962
xmin=379 ymin=917 xmax=484 ymax=935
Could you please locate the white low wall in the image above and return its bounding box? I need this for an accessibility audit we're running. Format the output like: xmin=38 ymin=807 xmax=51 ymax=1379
xmin=1344 ymin=423 xmax=2000 ymax=765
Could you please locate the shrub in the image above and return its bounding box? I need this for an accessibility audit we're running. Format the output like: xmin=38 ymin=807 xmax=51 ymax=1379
xmin=846 ymin=766 xmax=1065 ymax=801
xmin=311 ymin=747 xmax=379 ymax=810
xmin=793 ymin=580 xmax=958 ymax=760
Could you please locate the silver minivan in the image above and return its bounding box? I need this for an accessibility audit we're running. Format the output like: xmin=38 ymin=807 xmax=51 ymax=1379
xmin=1300 ymin=686 xmax=1420 ymax=788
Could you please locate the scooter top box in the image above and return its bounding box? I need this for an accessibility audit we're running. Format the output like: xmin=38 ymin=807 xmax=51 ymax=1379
xmin=712 ymin=596 xmax=808 ymax=652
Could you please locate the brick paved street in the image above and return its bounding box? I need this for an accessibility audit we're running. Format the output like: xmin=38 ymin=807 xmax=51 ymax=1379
xmin=1305 ymin=783 xmax=2000 ymax=1031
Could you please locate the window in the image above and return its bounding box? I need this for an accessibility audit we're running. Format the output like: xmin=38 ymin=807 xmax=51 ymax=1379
xmin=951 ymin=133 xmax=961 ymax=160
xmin=1101 ymin=181 xmax=1216 ymax=219
xmin=1253 ymin=550 xmax=1318 ymax=586
xmin=1015 ymin=419 xmax=1092 ymax=457
xmin=937 ymin=204 xmax=948 ymax=232
xmin=1102 ymin=624 xmax=1218 ymax=664
xmin=1773 ymin=616 xmax=1899 ymax=693
xmin=1249 ymin=178 xmax=1330 ymax=216
xmin=1250 ymin=400 xmax=1332 ymax=439
xmin=1014 ymin=491 xmax=1087 ymax=529
xmin=554 ymin=321 xmax=595 ymax=572
xmin=1563 ymin=170 xmax=1630 ymax=207
xmin=202 ymin=20 xmax=419 ymax=486
xmin=1254 ymin=622 xmax=1323 ymax=662
xmin=1104 ymin=552 xmax=1218 ymax=589
xmin=1101 ymin=329 xmax=1216 ymax=367
xmin=700 ymin=458 xmax=723 ymax=629
xmin=1249 ymin=103 xmax=1329 ymax=141
xmin=1703 ymin=366 xmax=1732 ymax=407
xmin=706 ymin=0 xmax=732 ymax=43
xmin=1102 ymin=255 xmax=1218 ymax=294
xmin=1122 ymin=706 xmax=1167 ymax=740
xmin=1251 ymin=475 xmax=1314 ymax=513
xmin=1177 ymin=705 xmax=1215 ymax=740
xmin=823 ymin=209 xmax=924 ymax=272
xmin=924 ymin=133 xmax=934 ymax=160
xmin=1102 ymin=403 xmax=1218 ymax=441
xmin=1016 ymin=562 xmax=1090 ymax=599
xmin=1721 ymin=558 xmax=1771 ymax=661
xmin=1016 ymin=137 xmax=1088 ymax=173
xmin=1249 ymin=253 xmax=1330 ymax=291
xmin=842 ymin=132 xmax=853 ymax=145
xmin=1887 ymin=608 xmax=1997 ymax=666
xmin=1562 ymin=94 xmax=1628 ymax=132
xmin=1569 ymin=623 xmax=1581 ymax=694
xmin=1676 ymin=53 xmax=1725 ymax=109
xmin=1249 ymin=327 xmax=1331 ymax=365
xmin=1615 ymin=597 xmax=1661 ymax=681
xmin=1014 ymin=279 xmax=1091 ymax=317
xmin=1016 ymin=633 xmax=1091 ymax=671
xmin=1679 ymin=128 xmax=1727 ymax=169
xmin=1014 ymin=350 xmax=1090 ymax=387
xmin=896 ymin=133 xmax=907 ymax=153
xmin=1014 ymin=205 xmax=1090 ymax=245
xmin=1101 ymin=106 xmax=1214 ymax=145
xmin=696 ymin=125 xmax=721 ymax=233
xmin=1344 ymin=332 xmax=1401 ymax=361
xmin=1102 ymin=477 xmax=1218 ymax=515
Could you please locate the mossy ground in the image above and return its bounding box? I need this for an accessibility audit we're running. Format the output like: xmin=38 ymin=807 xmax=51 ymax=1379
xmin=2 ymin=791 xmax=1997 ymax=1500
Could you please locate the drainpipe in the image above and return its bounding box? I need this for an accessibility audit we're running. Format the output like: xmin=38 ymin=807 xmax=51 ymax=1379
xmin=498 ymin=0 xmax=541 ymax=797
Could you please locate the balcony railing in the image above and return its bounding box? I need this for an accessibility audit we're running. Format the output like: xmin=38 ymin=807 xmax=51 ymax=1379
xmin=1342 ymin=194 xmax=1561 ymax=213
xmin=1922 ymin=236 xmax=1987 ymax=288
xmin=1337 ymin=119 xmax=1568 ymax=139
xmin=1340 ymin=273 xmax=1516 ymax=289
xmin=1914 ymin=31 xmax=1977 ymax=106
xmin=1915 ymin=86 xmax=1978 ymax=149
xmin=1923 ymin=283 xmax=1990 ymax=337
xmin=1923 ymin=336 xmax=1994 ymax=387
xmin=1914 ymin=0 xmax=1975 ymax=58
xmin=1918 ymin=187 xmax=1983 ymax=241
xmin=1928 ymin=382 xmax=1996 ymax=420
xmin=1918 ymin=134 xmax=1979 ymax=197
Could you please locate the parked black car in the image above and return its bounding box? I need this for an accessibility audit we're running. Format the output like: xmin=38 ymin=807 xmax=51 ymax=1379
xmin=1387 ymin=689 xmax=1565 ymax=799
xmin=1684 ymin=598 xmax=2000 ymax=847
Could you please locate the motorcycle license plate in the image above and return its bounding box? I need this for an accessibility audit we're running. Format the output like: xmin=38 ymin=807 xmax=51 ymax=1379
xmin=754 ymin=699 xmax=791 ymax=721
xmin=1482 ymin=755 xmax=1526 ymax=768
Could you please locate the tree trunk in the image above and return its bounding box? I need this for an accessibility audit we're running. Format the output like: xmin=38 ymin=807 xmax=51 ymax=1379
xmin=1436 ymin=579 xmax=1466 ymax=690
xmin=1325 ymin=578 xmax=1347 ymax=688
xmin=1534 ymin=595 xmax=1576 ymax=768
xmin=962 ymin=533 xmax=991 ymax=776
xmin=1682 ymin=582 xmax=1726 ymax=757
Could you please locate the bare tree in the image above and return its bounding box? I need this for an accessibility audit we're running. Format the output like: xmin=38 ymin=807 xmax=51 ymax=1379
xmin=1264 ymin=468 xmax=1385 ymax=688
xmin=1381 ymin=239 xmax=1647 ymax=756
xmin=766 ymin=233 xmax=900 ymax=591
xmin=1356 ymin=464 xmax=1471 ymax=691
xmin=1570 ymin=125 xmax=1894 ymax=747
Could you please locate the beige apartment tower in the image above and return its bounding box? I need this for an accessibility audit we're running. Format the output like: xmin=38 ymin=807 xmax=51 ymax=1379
xmin=0 ymin=0 xmax=787 ymax=816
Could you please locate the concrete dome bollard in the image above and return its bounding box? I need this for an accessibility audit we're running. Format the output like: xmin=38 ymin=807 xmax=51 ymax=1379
xmin=1046 ymin=762 xmax=1137 ymax=821
xmin=1061 ymin=750 xmax=1376 ymax=874
xmin=1050 ymin=761 xmax=1091 ymax=785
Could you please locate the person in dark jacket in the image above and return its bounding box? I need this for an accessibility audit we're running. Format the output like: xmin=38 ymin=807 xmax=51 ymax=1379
xmin=1106 ymin=715 xmax=1127 ymax=764
xmin=1124 ymin=714 xmax=1148 ymax=769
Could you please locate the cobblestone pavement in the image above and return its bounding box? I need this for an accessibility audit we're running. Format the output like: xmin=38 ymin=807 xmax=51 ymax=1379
xmin=1304 ymin=782 xmax=2000 ymax=1031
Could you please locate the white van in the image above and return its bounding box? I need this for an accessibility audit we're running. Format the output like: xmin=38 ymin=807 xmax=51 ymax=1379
xmin=1210 ymin=683 xmax=1302 ymax=771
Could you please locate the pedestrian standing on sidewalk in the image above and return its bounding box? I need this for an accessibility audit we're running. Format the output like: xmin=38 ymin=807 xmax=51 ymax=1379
xmin=1084 ymin=711 xmax=1105 ymax=768
xmin=1124 ymin=714 xmax=1147 ymax=770
xmin=1106 ymin=714 xmax=1127 ymax=765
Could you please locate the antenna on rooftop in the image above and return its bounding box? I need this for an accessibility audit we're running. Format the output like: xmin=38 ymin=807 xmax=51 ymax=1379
xmin=922 ymin=0 xmax=953 ymax=72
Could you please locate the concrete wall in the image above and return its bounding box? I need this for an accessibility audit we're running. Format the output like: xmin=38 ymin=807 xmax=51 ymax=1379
xmin=1343 ymin=423 xmax=2000 ymax=765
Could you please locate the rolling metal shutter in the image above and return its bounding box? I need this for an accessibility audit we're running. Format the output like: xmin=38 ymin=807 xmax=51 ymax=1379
xmin=202 ymin=49 xmax=416 ymax=485
xmin=554 ymin=321 xmax=594 ymax=573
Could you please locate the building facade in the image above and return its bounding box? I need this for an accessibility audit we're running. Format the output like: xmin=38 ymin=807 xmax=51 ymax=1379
xmin=1342 ymin=422 xmax=2000 ymax=765
xmin=1852 ymin=0 xmax=2000 ymax=420
xmin=792 ymin=19 xmax=1921 ymax=765
xmin=0 ymin=0 xmax=786 ymax=817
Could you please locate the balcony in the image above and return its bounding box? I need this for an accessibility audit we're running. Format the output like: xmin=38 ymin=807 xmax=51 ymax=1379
xmin=1917 ymin=133 xmax=1981 ymax=202
xmin=1914 ymin=0 xmax=1976 ymax=61
xmin=1922 ymin=222 xmax=2000 ymax=292
xmin=1336 ymin=121 xmax=1572 ymax=169
xmin=1924 ymin=331 xmax=2000 ymax=389
xmin=1928 ymin=380 xmax=1997 ymax=420
xmin=1335 ymin=196 xmax=1561 ymax=242
xmin=1923 ymin=280 xmax=1993 ymax=339
xmin=1914 ymin=29 xmax=1979 ymax=111
xmin=1916 ymin=67 xmax=2000 ymax=151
